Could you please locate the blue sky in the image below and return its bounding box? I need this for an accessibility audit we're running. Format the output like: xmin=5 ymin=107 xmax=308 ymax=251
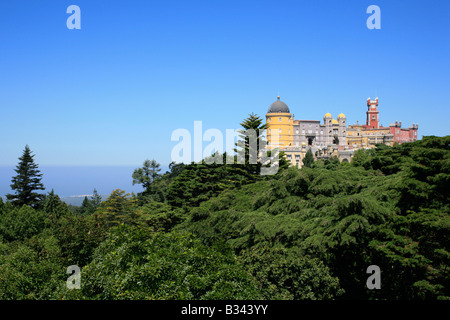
xmin=0 ymin=0 xmax=449 ymax=168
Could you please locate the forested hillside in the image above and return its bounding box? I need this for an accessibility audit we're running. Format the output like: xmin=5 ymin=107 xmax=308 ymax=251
xmin=0 ymin=136 xmax=448 ymax=300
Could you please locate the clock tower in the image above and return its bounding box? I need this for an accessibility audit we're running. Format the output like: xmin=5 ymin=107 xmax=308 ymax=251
xmin=366 ymin=97 xmax=379 ymax=129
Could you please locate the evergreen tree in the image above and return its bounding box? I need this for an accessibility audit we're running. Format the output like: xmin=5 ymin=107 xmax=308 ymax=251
xmin=80 ymin=196 xmax=92 ymax=215
xmin=132 ymin=159 xmax=162 ymax=192
xmin=79 ymin=189 xmax=103 ymax=215
xmin=235 ymin=113 xmax=268 ymax=166
xmin=168 ymin=161 xmax=185 ymax=178
xmin=43 ymin=189 xmax=69 ymax=219
xmin=234 ymin=113 xmax=289 ymax=175
xmin=302 ymin=149 xmax=314 ymax=168
xmin=6 ymin=145 xmax=45 ymax=208
xmin=95 ymin=189 xmax=139 ymax=227
xmin=91 ymin=188 xmax=102 ymax=208
xmin=233 ymin=113 xmax=272 ymax=176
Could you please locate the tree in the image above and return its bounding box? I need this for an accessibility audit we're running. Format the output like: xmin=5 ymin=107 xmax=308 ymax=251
xmin=79 ymin=196 xmax=92 ymax=215
xmin=6 ymin=145 xmax=45 ymax=208
xmin=61 ymin=227 xmax=261 ymax=300
xmin=43 ymin=189 xmax=69 ymax=219
xmin=0 ymin=233 xmax=66 ymax=299
xmin=302 ymin=149 xmax=314 ymax=168
xmin=234 ymin=113 xmax=269 ymax=175
xmin=95 ymin=189 xmax=139 ymax=228
xmin=0 ymin=205 xmax=51 ymax=241
xmin=168 ymin=161 xmax=185 ymax=178
xmin=91 ymin=189 xmax=102 ymax=208
xmin=239 ymin=246 xmax=344 ymax=299
xmin=78 ymin=189 xmax=103 ymax=215
xmin=132 ymin=159 xmax=162 ymax=192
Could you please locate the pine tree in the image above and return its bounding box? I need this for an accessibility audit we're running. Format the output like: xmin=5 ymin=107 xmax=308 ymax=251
xmin=235 ymin=113 xmax=268 ymax=164
xmin=6 ymin=145 xmax=45 ymax=208
xmin=91 ymin=188 xmax=102 ymax=208
xmin=233 ymin=113 xmax=269 ymax=175
xmin=96 ymin=189 xmax=139 ymax=227
xmin=232 ymin=113 xmax=289 ymax=176
xmin=132 ymin=159 xmax=162 ymax=192
xmin=43 ymin=189 xmax=69 ymax=218
xmin=80 ymin=196 xmax=91 ymax=215
xmin=302 ymin=149 xmax=315 ymax=168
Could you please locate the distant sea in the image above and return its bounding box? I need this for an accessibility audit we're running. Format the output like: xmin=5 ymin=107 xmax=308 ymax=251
xmin=0 ymin=166 xmax=168 ymax=204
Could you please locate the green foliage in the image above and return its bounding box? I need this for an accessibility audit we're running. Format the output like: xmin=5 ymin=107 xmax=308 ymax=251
xmin=134 ymin=161 xmax=186 ymax=204
xmin=302 ymin=149 xmax=314 ymax=168
xmin=166 ymin=160 xmax=253 ymax=208
xmin=0 ymin=205 xmax=51 ymax=242
xmin=94 ymin=189 xmax=140 ymax=228
xmin=239 ymin=246 xmax=344 ymax=299
xmin=58 ymin=226 xmax=261 ymax=300
xmin=76 ymin=189 xmax=103 ymax=215
xmin=234 ymin=113 xmax=268 ymax=170
xmin=6 ymin=145 xmax=45 ymax=208
xmin=139 ymin=200 xmax=185 ymax=232
xmin=43 ymin=189 xmax=70 ymax=219
xmin=132 ymin=159 xmax=162 ymax=191
xmin=53 ymin=214 xmax=108 ymax=267
xmin=0 ymin=136 xmax=448 ymax=300
xmin=182 ymin=136 xmax=450 ymax=299
xmin=233 ymin=113 xmax=288 ymax=176
xmin=0 ymin=232 xmax=66 ymax=299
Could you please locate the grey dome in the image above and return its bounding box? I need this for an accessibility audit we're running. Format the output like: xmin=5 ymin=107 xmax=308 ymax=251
xmin=267 ymin=96 xmax=290 ymax=113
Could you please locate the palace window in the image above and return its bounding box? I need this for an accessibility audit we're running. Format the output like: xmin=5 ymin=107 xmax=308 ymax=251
xmin=279 ymin=117 xmax=282 ymax=122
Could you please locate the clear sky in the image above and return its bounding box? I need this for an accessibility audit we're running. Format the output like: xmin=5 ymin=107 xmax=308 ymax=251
xmin=0 ymin=0 xmax=449 ymax=168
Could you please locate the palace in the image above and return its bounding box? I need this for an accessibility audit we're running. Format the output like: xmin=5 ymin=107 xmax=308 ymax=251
xmin=265 ymin=96 xmax=419 ymax=167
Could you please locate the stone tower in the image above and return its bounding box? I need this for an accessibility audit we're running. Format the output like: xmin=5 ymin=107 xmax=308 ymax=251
xmin=366 ymin=97 xmax=380 ymax=129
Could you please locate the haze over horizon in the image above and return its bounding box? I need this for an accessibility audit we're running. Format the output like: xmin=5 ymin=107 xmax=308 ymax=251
xmin=0 ymin=165 xmax=167 ymax=199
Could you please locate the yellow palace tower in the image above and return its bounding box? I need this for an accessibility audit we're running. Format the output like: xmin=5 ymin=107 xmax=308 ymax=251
xmin=266 ymin=96 xmax=294 ymax=149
